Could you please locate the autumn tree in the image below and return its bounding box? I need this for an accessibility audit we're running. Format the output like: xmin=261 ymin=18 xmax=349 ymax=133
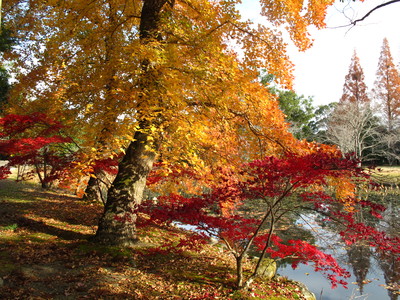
xmin=373 ymin=38 xmax=400 ymax=132
xmin=0 ymin=113 xmax=73 ymax=188
xmin=370 ymin=38 xmax=400 ymax=164
xmin=327 ymin=51 xmax=378 ymax=162
xmin=327 ymin=102 xmax=379 ymax=162
xmin=3 ymin=0 xmax=338 ymax=246
xmin=141 ymin=151 xmax=400 ymax=289
xmin=340 ymin=50 xmax=370 ymax=106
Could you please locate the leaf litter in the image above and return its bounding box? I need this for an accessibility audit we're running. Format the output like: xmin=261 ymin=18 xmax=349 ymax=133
xmin=0 ymin=179 xmax=309 ymax=299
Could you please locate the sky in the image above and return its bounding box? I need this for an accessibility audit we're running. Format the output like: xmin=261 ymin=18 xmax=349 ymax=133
xmin=238 ymin=0 xmax=400 ymax=106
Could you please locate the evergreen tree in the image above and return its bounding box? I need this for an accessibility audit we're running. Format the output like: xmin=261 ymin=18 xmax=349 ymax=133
xmin=276 ymin=90 xmax=315 ymax=140
xmin=261 ymin=73 xmax=315 ymax=141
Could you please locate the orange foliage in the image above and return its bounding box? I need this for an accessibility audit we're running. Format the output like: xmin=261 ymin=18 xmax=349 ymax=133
xmin=3 ymin=0 xmax=342 ymax=196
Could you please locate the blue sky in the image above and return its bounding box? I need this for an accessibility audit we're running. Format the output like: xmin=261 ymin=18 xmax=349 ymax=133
xmin=238 ymin=0 xmax=400 ymax=106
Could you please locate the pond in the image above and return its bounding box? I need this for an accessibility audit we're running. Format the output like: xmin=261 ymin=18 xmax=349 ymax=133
xmin=279 ymin=243 xmax=398 ymax=299
xmin=173 ymin=190 xmax=400 ymax=299
xmin=279 ymin=199 xmax=400 ymax=300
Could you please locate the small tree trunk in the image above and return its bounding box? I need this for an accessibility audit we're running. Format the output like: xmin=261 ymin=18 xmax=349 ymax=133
xmin=83 ymin=176 xmax=101 ymax=201
xmin=82 ymin=173 xmax=110 ymax=204
xmin=92 ymin=130 xmax=156 ymax=246
xmin=34 ymin=163 xmax=48 ymax=189
xmin=236 ymin=256 xmax=244 ymax=288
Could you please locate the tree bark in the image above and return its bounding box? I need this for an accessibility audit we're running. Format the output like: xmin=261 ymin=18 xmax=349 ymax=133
xmin=93 ymin=129 xmax=156 ymax=246
xmin=93 ymin=0 xmax=167 ymax=246
xmin=83 ymin=175 xmax=107 ymax=204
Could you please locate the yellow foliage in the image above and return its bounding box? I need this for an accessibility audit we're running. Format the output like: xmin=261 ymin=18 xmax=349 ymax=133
xmin=326 ymin=175 xmax=361 ymax=212
xmin=3 ymin=0 xmax=341 ymax=195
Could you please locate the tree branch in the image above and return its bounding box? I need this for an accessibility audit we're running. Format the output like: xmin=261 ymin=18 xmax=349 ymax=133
xmin=351 ymin=0 xmax=400 ymax=26
xmin=331 ymin=0 xmax=400 ymax=30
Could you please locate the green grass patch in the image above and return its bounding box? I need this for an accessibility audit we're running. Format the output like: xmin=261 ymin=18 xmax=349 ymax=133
xmin=0 ymin=223 xmax=18 ymax=231
xmin=0 ymin=231 xmax=57 ymax=243
xmin=372 ymin=166 xmax=400 ymax=185
xmin=26 ymin=232 xmax=58 ymax=242
xmin=0 ymin=180 xmax=40 ymax=203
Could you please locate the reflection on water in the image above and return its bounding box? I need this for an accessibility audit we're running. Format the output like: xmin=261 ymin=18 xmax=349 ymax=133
xmin=279 ymin=195 xmax=400 ymax=300
xmin=280 ymin=249 xmax=396 ymax=300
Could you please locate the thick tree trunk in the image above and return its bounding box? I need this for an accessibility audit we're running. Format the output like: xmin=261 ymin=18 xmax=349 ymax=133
xmin=93 ymin=130 xmax=156 ymax=246
xmin=92 ymin=0 xmax=167 ymax=246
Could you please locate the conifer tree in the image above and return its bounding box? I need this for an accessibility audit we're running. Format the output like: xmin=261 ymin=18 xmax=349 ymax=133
xmin=328 ymin=51 xmax=377 ymax=162
xmin=373 ymin=38 xmax=400 ymax=132
xmin=370 ymin=38 xmax=400 ymax=164
xmin=340 ymin=50 xmax=370 ymax=106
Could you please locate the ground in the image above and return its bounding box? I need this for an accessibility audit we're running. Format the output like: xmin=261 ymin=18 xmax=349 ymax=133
xmin=0 ymin=179 xmax=309 ymax=299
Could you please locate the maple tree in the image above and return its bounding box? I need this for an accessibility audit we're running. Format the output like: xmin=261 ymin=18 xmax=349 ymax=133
xmin=141 ymin=151 xmax=400 ymax=289
xmin=0 ymin=113 xmax=73 ymax=188
xmin=3 ymin=0 xmax=339 ymax=245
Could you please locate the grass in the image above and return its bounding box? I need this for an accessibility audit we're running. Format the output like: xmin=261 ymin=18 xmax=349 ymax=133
xmin=0 ymin=178 xmax=309 ymax=299
xmin=371 ymin=165 xmax=400 ymax=186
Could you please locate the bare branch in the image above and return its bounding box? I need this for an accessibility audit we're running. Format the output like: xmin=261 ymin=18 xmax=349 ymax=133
xmin=330 ymin=0 xmax=400 ymax=30
xmin=351 ymin=0 xmax=400 ymax=26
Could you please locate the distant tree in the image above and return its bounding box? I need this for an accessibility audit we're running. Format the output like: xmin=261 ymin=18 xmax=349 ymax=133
xmin=327 ymin=53 xmax=379 ymax=162
xmin=340 ymin=50 xmax=370 ymax=105
xmin=0 ymin=24 xmax=15 ymax=113
xmin=309 ymin=102 xmax=337 ymax=143
xmin=373 ymin=38 xmax=400 ymax=133
xmin=0 ymin=66 xmax=10 ymax=114
xmin=276 ymin=90 xmax=315 ymax=140
xmin=327 ymin=101 xmax=379 ymax=162
xmin=262 ymin=73 xmax=315 ymax=140
xmin=0 ymin=113 xmax=73 ymax=188
xmin=369 ymin=38 xmax=400 ymax=164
